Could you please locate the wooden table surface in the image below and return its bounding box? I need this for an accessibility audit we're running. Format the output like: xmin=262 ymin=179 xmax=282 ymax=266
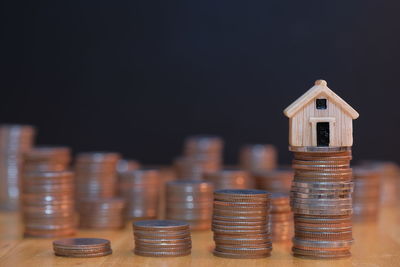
xmin=1 ymin=206 xmax=400 ymax=267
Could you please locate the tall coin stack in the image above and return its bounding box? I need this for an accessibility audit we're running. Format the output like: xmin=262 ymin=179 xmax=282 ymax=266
xmin=212 ymin=189 xmax=272 ymax=259
xmin=78 ymin=198 xmax=125 ymax=229
xmin=133 ymin=220 xmax=192 ymax=257
xmin=204 ymin=169 xmax=254 ymax=190
xmin=239 ymin=144 xmax=277 ymax=171
xmin=0 ymin=125 xmax=35 ymax=210
xmin=254 ymin=168 xmax=294 ymax=193
xmin=352 ymin=166 xmax=381 ymax=222
xmin=21 ymin=170 xmax=76 ymax=237
xmin=174 ymin=135 xmax=223 ymax=180
xmin=74 ymin=152 xmax=121 ymax=201
xmin=290 ymin=150 xmax=354 ymax=259
xmin=270 ymin=193 xmax=293 ymax=242
xmin=118 ymin=169 xmax=160 ymax=221
xmin=166 ymin=181 xmax=213 ymax=230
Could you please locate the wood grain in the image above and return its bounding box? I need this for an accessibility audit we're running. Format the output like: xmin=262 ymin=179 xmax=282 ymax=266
xmin=1 ymin=206 xmax=400 ymax=267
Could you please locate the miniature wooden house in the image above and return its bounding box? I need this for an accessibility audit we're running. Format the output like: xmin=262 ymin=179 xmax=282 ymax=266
xmin=283 ymin=80 xmax=359 ymax=148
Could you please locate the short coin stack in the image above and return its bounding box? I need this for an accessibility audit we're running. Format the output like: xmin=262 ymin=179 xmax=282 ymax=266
xmin=133 ymin=220 xmax=192 ymax=257
xmin=118 ymin=169 xmax=160 ymax=221
xmin=0 ymin=124 xmax=35 ymax=211
xmin=74 ymin=152 xmax=121 ymax=201
xmin=166 ymin=181 xmax=213 ymax=230
xmin=204 ymin=169 xmax=254 ymax=190
xmin=24 ymin=147 xmax=71 ymax=172
xmin=212 ymin=189 xmax=272 ymax=259
xmin=290 ymin=150 xmax=354 ymax=259
xmin=78 ymin=198 xmax=125 ymax=229
xmin=21 ymin=171 xmax=76 ymax=237
xmin=174 ymin=135 xmax=223 ymax=180
xmin=239 ymin=144 xmax=277 ymax=171
xmin=254 ymin=168 xmax=294 ymax=193
xmin=353 ymin=166 xmax=381 ymax=222
xmin=53 ymin=238 xmax=112 ymax=257
xmin=270 ymin=193 xmax=293 ymax=242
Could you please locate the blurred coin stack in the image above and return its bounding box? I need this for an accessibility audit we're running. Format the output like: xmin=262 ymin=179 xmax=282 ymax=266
xmin=24 ymin=147 xmax=71 ymax=172
xmin=166 ymin=181 xmax=213 ymax=230
xmin=239 ymin=144 xmax=277 ymax=171
xmin=53 ymin=238 xmax=112 ymax=257
xmin=270 ymin=193 xmax=293 ymax=242
xmin=212 ymin=189 xmax=272 ymax=259
xmin=254 ymin=168 xmax=294 ymax=193
xmin=74 ymin=152 xmax=120 ymax=201
xmin=204 ymin=169 xmax=254 ymax=190
xmin=352 ymin=166 xmax=381 ymax=222
xmin=118 ymin=169 xmax=160 ymax=221
xmin=0 ymin=125 xmax=35 ymax=210
xmin=21 ymin=170 xmax=76 ymax=237
xmin=116 ymin=159 xmax=140 ymax=174
xmin=78 ymin=198 xmax=125 ymax=229
xmin=133 ymin=220 xmax=192 ymax=257
xmin=290 ymin=150 xmax=354 ymax=259
xmin=174 ymin=135 xmax=223 ymax=180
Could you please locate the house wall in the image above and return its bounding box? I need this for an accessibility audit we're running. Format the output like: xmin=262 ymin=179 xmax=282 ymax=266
xmin=289 ymin=93 xmax=353 ymax=147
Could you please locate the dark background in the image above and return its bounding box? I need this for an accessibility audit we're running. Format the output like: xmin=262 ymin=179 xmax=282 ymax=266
xmin=1 ymin=1 xmax=399 ymax=165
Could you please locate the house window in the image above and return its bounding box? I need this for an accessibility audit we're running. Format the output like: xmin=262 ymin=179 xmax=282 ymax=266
xmin=316 ymin=99 xmax=327 ymax=109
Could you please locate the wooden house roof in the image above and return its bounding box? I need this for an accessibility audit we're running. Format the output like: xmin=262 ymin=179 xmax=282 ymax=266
xmin=283 ymin=80 xmax=359 ymax=119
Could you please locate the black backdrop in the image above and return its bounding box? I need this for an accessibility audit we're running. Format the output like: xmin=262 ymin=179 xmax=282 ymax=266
xmin=1 ymin=1 xmax=399 ymax=165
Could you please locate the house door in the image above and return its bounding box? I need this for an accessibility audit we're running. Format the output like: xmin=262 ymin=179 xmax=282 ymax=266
xmin=316 ymin=122 xmax=330 ymax=146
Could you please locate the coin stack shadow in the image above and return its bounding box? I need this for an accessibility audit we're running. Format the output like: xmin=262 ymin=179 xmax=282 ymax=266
xmin=53 ymin=238 xmax=112 ymax=257
xmin=239 ymin=144 xmax=277 ymax=171
xmin=212 ymin=189 xmax=272 ymax=259
xmin=204 ymin=169 xmax=254 ymax=190
xmin=254 ymin=168 xmax=294 ymax=193
xmin=22 ymin=146 xmax=75 ymax=237
xmin=174 ymin=135 xmax=223 ymax=180
xmin=166 ymin=181 xmax=213 ymax=230
xmin=290 ymin=150 xmax=354 ymax=259
xmin=118 ymin=169 xmax=160 ymax=221
xmin=74 ymin=152 xmax=124 ymax=229
xmin=133 ymin=220 xmax=192 ymax=257
xmin=0 ymin=125 xmax=35 ymax=211
xmin=270 ymin=193 xmax=293 ymax=242
xmin=353 ymin=166 xmax=381 ymax=222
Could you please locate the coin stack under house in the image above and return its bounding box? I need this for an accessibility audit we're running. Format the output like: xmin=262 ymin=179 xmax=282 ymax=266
xmin=133 ymin=220 xmax=192 ymax=257
xmin=212 ymin=189 xmax=272 ymax=259
xmin=118 ymin=169 xmax=160 ymax=221
xmin=270 ymin=193 xmax=293 ymax=242
xmin=166 ymin=181 xmax=213 ymax=230
xmin=0 ymin=125 xmax=35 ymax=211
xmin=53 ymin=238 xmax=112 ymax=257
xmin=22 ymin=146 xmax=76 ymax=237
xmin=352 ymin=167 xmax=381 ymax=222
xmin=204 ymin=169 xmax=254 ymax=190
xmin=174 ymin=135 xmax=223 ymax=180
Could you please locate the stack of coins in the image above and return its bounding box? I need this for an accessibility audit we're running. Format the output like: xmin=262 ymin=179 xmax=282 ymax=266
xmin=118 ymin=169 xmax=160 ymax=221
xmin=175 ymin=135 xmax=223 ymax=180
xmin=270 ymin=193 xmax=293 ymax=242
xmin=74 ymin=152 xmax=121 ymax=201
xmin=254 ymin=168 xmax=294 ymax=193
xmin=21 ymin=171 xmax=76 ymax=237
xmin=24 ymin=147 xmax=71 ymax=172
xmin=116 ymin=159 xmax=140 ymax=174
xmin=133 ymin=220 xmax=192 ymax=257
xmin=0 ymin=124 xmax=35 ymax=210
xmin=290 ymin=149 xmax=354 ymax=259
xmin=53 ymin=238 xmax=112 ymax=257
xmin=204 ymin=169 xmax=254 ymax=190
xmin=166 ymin=181 xmax=213 ymax=230
xmin=352 ymin=166 xmax=381 ymax=222
xmin=78 ymin=198 xmax=125 ymax=229
xmin=212 ymin=189 xmax=272 ymax=259
xmin=239 ymin=144 xmax=277 ymax=171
